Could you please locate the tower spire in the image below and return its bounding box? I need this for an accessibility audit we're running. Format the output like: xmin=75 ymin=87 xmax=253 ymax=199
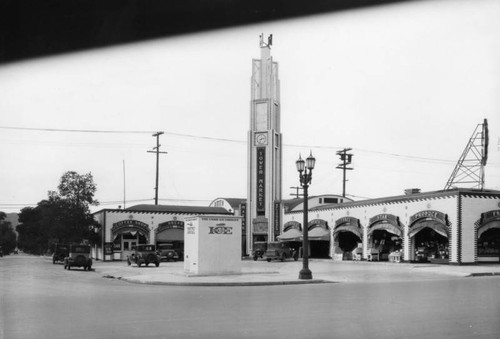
xmin=259 ymin=33 xmax=273 ymax=49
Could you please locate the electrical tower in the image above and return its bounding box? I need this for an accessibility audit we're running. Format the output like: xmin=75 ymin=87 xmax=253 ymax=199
xmin=444 ymin=119 xmax=489 ymax=190
xmin=336 ymin=148 xmax=354 ymax=197
xmin=147 ymin=132 xmax=168 ymax=205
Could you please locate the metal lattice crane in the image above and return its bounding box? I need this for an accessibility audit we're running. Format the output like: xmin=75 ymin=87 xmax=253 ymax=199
xmin=444 ymin=119 xmax=489 ymax=190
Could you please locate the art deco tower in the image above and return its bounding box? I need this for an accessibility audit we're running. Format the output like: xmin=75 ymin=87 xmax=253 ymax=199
xmin=246 ymin=34 xmax=283 ymax=254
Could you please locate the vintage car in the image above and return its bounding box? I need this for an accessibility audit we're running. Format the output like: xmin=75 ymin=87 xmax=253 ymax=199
xmin=64 ymin=244 xmax=92 ymax=271
xmin=156 ymin=243 xmax=180 ymax=262
xmin=52 ymin=243 xmax=69 ymax=264
xmin=252 ymin=241 xmax=267 ymax=261
xmin=264 ymin=242 xmax=298 ymax=262
xmin=127 ymin=244 xmax=160 ymax=267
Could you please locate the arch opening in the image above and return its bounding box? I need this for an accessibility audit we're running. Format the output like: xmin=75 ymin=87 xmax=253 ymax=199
xmin=477 ymin=221 xmax=500 ymax=262
xmin=412 ymin=227 xmax=449 ymax=263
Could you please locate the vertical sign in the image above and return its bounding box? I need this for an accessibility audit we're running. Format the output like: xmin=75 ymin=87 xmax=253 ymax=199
xmin=240 ymin=202 xmax=247 ymax=234
xmin=104 ymin=243 xmax=113 ymax=255
xmin=256 ymin=147 xmax=266 ymax=213
xmin=274 ymin=201 xmax=281 ymax=238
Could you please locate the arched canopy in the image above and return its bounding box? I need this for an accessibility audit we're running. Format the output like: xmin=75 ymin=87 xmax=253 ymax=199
xmin=368 ymin=223 xmax=402 ymax=238
xmin=368 ymin=214 xmax=402 ymax=238
xmin=478 ymin=220 xmax=500 ymax=238
xmin=308 ymin=226 xmax=330 ymax=240
xmin=277 ymin=228 xmax=302 ymax=241
xmin=155 ymin=220 xmax=185 ymax=242
xmin=478 ymin=210 xmax=500 ymax=238
xmin=333 ymin=225 xmax=362 ymax=239
xmin=156 ymin=228 xmax=184 ymax=242
xmin=308 ymin=219 xmax=328 ymax=230
xmin=284 ymin=221 xmax=301 ymax=232
xmin=111 ymin=219 xmax=151 ymax=242
xmin=408 ymin=220 xmax=448 ymax=238
xmin=333 ymin=217 xmax=362 ymax=239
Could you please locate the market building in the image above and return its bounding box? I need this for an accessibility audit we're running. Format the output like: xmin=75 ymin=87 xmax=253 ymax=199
xmin=281 ymin=188 xmax=500 ymax=264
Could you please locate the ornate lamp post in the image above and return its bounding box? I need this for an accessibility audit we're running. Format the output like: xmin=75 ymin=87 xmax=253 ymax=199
xmin=296 ymin=151 xmax=316 ymax=280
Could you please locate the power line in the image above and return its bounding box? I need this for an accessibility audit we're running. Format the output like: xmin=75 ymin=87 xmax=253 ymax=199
xmin=0 ymin=126 xmax=156 ymax=134
xmin=1 ymin=125 xmax=498 ymax=167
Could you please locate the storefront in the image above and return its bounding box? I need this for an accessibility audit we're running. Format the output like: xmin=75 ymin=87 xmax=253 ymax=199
xmin=332 ymin=217 xmax=362 ymax=261
xmin=92 ymin=205 xmax=231 ymax=261
xmin=307 ymin=219 xmax=330 ymax=258
xmin=477 ymin=210 xmax=500 ymax=262
xmin=408 ymin=211 xmax=449 ymax=263
xmin=367 ymin=214 xmax=403 ymax=261
xmin=110 ymin=219 xmax=150 ymax=260
xmin=283 ymin=188 xmax=500 ymax=264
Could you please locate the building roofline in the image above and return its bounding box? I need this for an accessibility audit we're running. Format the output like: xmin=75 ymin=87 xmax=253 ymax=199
xmin=285 ymin=188 xmax=500 ymax=214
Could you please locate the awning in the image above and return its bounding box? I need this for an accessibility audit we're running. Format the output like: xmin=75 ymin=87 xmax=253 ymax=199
xmin=478 ymin=220 xmax=500 ymax=238
xmin=408 ymin=220 xmax=448 ymax=238
xmin=333 ymin=225 xmax=362 ymax=239
xmin=156 ymin=228 xmax=184 ymax=242
xmin=368 ymin=223 xmax=402 ymax=238
xmin=308 ymin=227 xmax=330 ymax=241
xmin=277 ymin=228 xmax=303 ymax=241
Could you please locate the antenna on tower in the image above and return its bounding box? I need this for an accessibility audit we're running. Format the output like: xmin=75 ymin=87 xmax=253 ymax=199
xmin=444 ymin=119 xmax=489 ymax=190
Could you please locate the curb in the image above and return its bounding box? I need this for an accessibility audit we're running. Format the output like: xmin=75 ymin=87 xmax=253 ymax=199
xmin=115 ymin=276 xmax=335 ymax=287
xmin=467 ymin=272 xmax=500 ymax=277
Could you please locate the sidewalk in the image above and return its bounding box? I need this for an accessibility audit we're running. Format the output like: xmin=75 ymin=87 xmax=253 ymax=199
xmin=92 ymin=259 xmax=500 ymax=286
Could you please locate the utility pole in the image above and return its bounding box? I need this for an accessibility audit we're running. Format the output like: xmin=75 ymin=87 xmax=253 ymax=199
xmin=289 ymin=186 xmax=303 ymax=199
xmin=147 ymin=132 xmax=167 ymax=205
xmin=336 ymin=148 xmax=354 ymax=198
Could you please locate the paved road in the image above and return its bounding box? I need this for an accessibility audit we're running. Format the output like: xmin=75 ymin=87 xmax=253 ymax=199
xmin=1 ymin=255 xmax=500 ymax=339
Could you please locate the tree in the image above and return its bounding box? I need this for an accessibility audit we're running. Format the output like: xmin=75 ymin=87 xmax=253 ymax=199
xmin=16 ymin=171 xmax=101 ymax=254
xmin=16 ymin=207 xmax=47 ymax=254
xmin=0 ymin=212 xmax=17 ymax=254
xmin=56 ymin=171 xmax=99 ymax=211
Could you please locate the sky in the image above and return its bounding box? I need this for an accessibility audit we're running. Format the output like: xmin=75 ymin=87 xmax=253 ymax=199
xmin=1 ymin=0 xmax=500 ymax=214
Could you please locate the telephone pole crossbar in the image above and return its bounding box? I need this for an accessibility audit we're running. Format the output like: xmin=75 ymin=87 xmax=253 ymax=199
xmin=289 ymin=186 xmax=303 ymax=199
xmin=336 ymin=148 xmax=354 ymax=198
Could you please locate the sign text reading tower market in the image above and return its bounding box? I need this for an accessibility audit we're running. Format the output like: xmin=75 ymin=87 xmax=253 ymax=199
xmin=256 ymin=147 xmax=265 ymax=213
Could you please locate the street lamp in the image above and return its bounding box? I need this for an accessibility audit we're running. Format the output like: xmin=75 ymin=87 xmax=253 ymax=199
xmin=296 ymin=151 xmax=316 ymax=280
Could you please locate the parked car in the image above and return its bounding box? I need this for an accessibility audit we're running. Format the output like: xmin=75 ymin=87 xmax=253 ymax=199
xmin=128 ymin=244 xmax=160 ymax=267
xmin=52 ymin=244 xmax=69 ymax=264
xmin=252 ymin=241 xmax=267 ymax=261
xmin=64 ymin=244 xmax=92 ymax=271
xmin=156 ymin=243 xmax=180 ymax=262
xmin=264 ymin=242 xmax=298 ymax=262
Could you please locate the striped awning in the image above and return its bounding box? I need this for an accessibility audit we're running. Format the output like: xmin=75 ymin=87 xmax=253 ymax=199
xmin=333 ymin=225 xmax=363 ymax=239
xmin=408 ymin=220 xmax=448 ymax=238
xmin=368 ymin=223 xmax=402 ymax=238
xmin=277 ymin=228 xmax=303 ymax=241
xmin=308 ymin=227 xmax=330 ymax=241
xmin=478 ymin=220 xmax=500 ymax=238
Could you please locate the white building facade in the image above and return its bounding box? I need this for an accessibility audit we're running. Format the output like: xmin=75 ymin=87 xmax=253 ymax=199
xmin=92 ymin=205 xmax=231 ymax=261
xmin=282 ymin=189 xmax=500 ymax=264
